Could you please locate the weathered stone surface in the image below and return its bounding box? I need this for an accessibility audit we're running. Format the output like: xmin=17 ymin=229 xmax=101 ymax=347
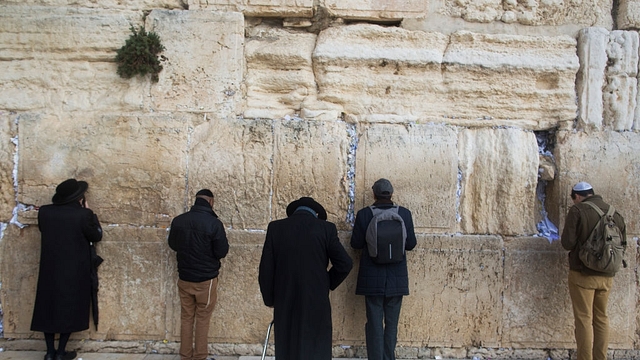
xmin=503 ymin=237 xmax=573 ymax=347
xmin=0 ymin=1 xmax=185 ymax=9
xmin=322 ymin=0 xmax=428 ymax=20
xmin=458 ymin=128 xmax=539 ymax=235
xmin=0 ymin=225 xmax=40 ymax=336
xmin=576 ymin=27 xmax=608 ymax=132
xmin=553 ymin=130 xmax=640 ymax=235
xmin=403 ymin=235 xmax=503 ymax=347
xmin=443 ymin=0 xmax=612 ymax=27
xmin=147 ymin=10 xmax=243 ymax=115
xmin=0 ymin=7 xmax=146 ymax=113
xmin=0 ymin=112 xmax=16 ymax=223
xmin=271 ymin=119 xmax=350 ymax=228
xmin=244 ymin=27 xmax=318 ymax=119
xmin=617 ymin=0 xmax=640 ymax=29
xmin=354 ymin=123 xmax=459 ymax=232
xmin=315 ymin=25 xmax=577 ymax=128
xmin=188 ymin=0 xmax=313 ymax=17
xmin=18 ymin=114 xmax=194 ymax=226
xmin=603 ymin=31 xmax=639 ymax=131
xmin=96 ymin=227 xmax=170 ymax=339
xmin=188 ymin=117 xmax=274 ymax=230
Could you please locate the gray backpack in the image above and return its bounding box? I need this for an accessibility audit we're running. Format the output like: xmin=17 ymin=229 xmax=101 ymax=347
xmin=365 ymin=206 xmax=407 ymax=264
xmin=578 ymin=202 xmax=626 ymax=275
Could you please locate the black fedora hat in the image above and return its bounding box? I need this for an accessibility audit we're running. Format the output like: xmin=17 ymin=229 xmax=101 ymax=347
xmin=286 ymin=197 xmax=327 ymax=220
xmin=52 ymin=178 xmax=88 ymax=204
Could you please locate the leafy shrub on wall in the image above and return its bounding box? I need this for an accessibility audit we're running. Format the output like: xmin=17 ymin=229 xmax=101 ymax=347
xmin=115 ymin=26 xmax=166 ymax=83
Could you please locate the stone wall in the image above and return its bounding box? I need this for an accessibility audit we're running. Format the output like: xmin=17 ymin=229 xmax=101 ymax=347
xmin=0 ymin=0 xmax=639 ymax=358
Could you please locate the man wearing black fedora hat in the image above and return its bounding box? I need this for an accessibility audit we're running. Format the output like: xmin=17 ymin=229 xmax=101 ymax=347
xmin=258 ymin=197 xmax=353 ymax=360
xmin=31 ymin=179 xmax=103 ymax=360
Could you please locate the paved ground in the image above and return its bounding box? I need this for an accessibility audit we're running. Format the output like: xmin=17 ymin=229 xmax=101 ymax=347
xmin=0 ymin=352 xmax=261 ymax=360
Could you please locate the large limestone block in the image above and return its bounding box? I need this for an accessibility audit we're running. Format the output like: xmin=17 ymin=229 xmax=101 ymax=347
xmin=443 ymin=0 xmax=612 ymax=27
xmin=618 ymin=0 xmax=640 ymax=29
xmin=0 ymin=112 xmax=17 ymax=222
xmin=0 ymin=225 xmax=41 ymax=337
xmin=18 ymin=113 xmax=194 ymax=226
xmin=0 ymin=1 xmax=185 ymax=9
xmin=188 ymin=116 xmax=273 ymax=230
xmin=314 ymin=24 xmax=449 ymax=121
xmin=502 ymin=237 xmax=573 ymax=347
xmin=96 ymin=227 xmax=171 ymax=339
xmin=147 ymin=10 xmax=243 ymax=115
xmin=0 ymin=7 xmax=146 ymax=112
xmin=576 ymin=27 xmax=608 ymax=131
xmin=403 ymin=235 xmax=503 ymax=347
xmin=321 ymin=0 xmax=428 ymax=20
xmin=188 ymin=0 xmax=313 ymax=17
xmin=443 ymin=31 xmax=578 ymax=127
xmin=458 ymin=128 xmax=539 ymax=235
xmin=314 ymin=25 xmax=578 ymax=128
xmin=354 ymin=123 xmax=459 ymax=233
xmin=271 ymin=119 xmax=350 ymax=228
xmin=554 ymin=130 xmax=640 ymax=235
xmin=245 ymin=27 xmax=318 ymax=119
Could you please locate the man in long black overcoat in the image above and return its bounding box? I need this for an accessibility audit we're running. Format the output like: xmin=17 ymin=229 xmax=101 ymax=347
xmin=31 ymin=179 xmax=103 ymax=360
xmin=258 ymin=197 xmax=353 ymax=360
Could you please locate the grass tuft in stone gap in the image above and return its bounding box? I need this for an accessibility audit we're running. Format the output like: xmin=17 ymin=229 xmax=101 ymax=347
xmin=115 ymin=26 xmax=166 ymax=83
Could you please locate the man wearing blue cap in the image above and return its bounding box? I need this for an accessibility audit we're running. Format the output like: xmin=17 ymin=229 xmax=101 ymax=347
xmin=561 ymin=182 xmax=626 ymax=360
xmin=168 ymin=189 xmax=229 ymax=360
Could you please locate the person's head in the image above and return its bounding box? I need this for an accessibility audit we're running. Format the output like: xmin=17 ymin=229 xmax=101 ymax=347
xmin=195 ymin=189 xmax=214 ymax=207
xmin=286 ymin=197 xmax=327 ymax=220
xmin=372 ymin=178 xmax=393 ymax=200
xmin=570 ymin=181 xmax=594 ymax=204
xmin=52 ymin=178 xmax=88 ymax=205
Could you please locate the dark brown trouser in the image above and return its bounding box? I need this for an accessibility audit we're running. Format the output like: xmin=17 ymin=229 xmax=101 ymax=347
xmin=178 ymin=278 xmax=218 ymax=360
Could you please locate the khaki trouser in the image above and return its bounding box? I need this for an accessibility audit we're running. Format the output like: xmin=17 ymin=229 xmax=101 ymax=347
xmin=178 ymin=278 xmax=218 ymax=360
xmin=568 ymin=270 xmax=612 ymax=360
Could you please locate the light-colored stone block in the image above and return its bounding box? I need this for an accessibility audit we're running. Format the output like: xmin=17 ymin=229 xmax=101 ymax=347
xmin=0 ymin=112 xmax=17 ymax=222
xmin=18 ymin=114 xmax=193 ymax=226
xmin=444 ymin=0 xmax=612 ymax=27
xmin=606 ymin=31 xmax=639 ymax=77
xmin=0 ymin=225 xmax=41 ymax=337
xmin=603 ymin=75 xmax=637 ymax=131
xmin=403 ymin=235 xmax=503 ymax=347
xmin=96 ymin=227 xmax=171 ymax=339
xmin=458 ymin=128 xmax=539 ymax=235
xmin=0 ymin=1 xmax=185 ymax=9
xmin=147 ymin=10 xmax=243 ymax=115
xmin=576 ymin=27 xmax=609 ymax=131
xmin=354 ymin=123 xmax=459 ymax=232
xmin=0 ymin=7 xmax=146 ymax=113
xmin=503 ymin=237 xmax=573 ymax=347
xmin=271 ymin=119 xmax=350 ymax=228
xmin=322 ymin=0 xmax=428 ymax=20
xmin=188 ymin=0 xmax=313 ymax=17
xmin=617 ymin=0 xmax=640 ymax=30
xmin=554 ymin=130 xmax=640 ymax=235
xmin=315 ymin=26 xmax=578 ymax=128
xmin=188 ymin=116 xmax=273 ymax=230
xmin=245 ymin=27 xmax=318 ymax=119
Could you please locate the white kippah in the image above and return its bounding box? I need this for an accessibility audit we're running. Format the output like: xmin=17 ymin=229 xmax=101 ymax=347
xmin=572 ymin=181 xmax=593 ymax=191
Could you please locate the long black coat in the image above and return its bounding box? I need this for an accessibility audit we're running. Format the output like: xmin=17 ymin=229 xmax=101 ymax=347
xmin=31 ymin=202 xmax=103 ymax=333
xmin=258 ymin=211 xmax=353 ymax=360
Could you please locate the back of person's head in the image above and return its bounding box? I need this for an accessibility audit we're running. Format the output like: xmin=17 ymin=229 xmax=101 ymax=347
xmin=195 ymin=189 xmax=214 ymax=207
xmin=372 ymin=178 xmax=393 ymax=200
xmin=571 ymin=181 xmax=594 ymax=200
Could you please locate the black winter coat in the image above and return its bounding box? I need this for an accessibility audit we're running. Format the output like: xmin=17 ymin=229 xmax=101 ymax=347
xmin=168 ymin=201 xmax=229 ymax=282
xmin=258 ymin=210 xmax=353 ymax=360
xmin=31 ymin=202 xmax=103 ymax=333
xmin=350 ymin=201 xmax=417 ymax=296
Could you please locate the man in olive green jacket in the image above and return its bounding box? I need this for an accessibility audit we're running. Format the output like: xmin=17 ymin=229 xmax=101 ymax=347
xmin=561 ymin=182 xmax=626 ymax=360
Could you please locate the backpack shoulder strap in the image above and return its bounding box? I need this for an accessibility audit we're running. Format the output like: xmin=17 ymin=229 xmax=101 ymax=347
xmin=583 ymin=201 xmax=605 ymax=217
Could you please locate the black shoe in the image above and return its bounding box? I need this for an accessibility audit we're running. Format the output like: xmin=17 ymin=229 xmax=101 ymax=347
xmin=44 ymin=354 xmax=55 ymax=360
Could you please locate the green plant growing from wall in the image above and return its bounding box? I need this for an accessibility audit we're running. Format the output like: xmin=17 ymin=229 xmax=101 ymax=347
xmin=115 ymin=26 xmax=166 ymax=82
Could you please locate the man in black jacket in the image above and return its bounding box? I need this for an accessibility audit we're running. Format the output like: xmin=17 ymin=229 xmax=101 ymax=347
xmin=168 ymin=189 xmax=229 ymax=360
xmin=351 ymin=179 xmax=417 ymax=360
